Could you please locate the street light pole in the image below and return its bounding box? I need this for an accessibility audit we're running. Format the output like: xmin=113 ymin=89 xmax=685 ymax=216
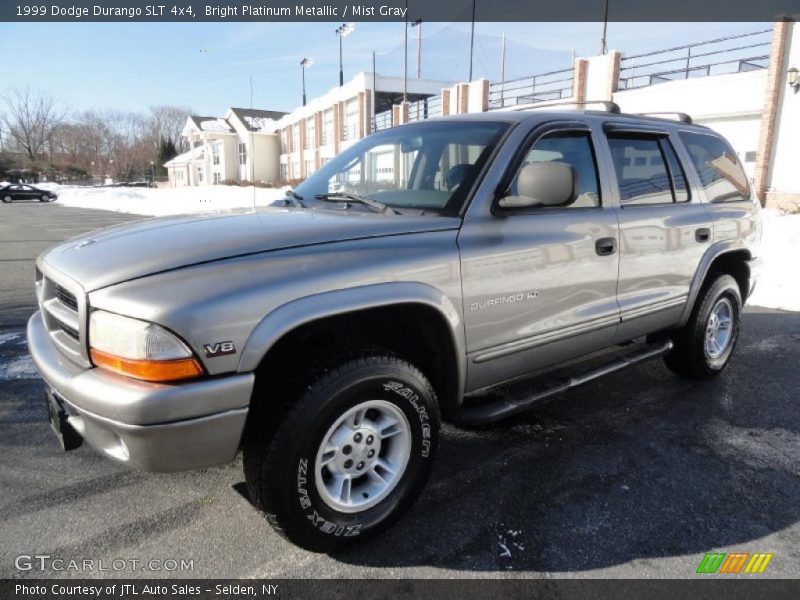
xmin=301 ymin=58 xmax=314 ymax=106
xmin=600 ymin=0 xmax=609 ymax=54
xmin=335 ymin=23 xmax=354 ymax=87
xmin=150 ymin=160 xmax=155 ymax=185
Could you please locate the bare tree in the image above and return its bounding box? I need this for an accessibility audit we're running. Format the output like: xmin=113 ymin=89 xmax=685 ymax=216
xmin=149 ymin=105 xmax=193 ymax=152
xmin=2 ymin=86 xmax=64 ymax=161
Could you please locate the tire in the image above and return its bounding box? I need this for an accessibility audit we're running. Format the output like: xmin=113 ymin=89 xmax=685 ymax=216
xmin=40 ymin=195 xmax=49 ymax=202
xmin=243 ymin=350 xmax=440 ymax=552
xmin=2 ymin=196 xmax=11 ymax=203
xmin=664 ymin=273 xmax=742 ymax=380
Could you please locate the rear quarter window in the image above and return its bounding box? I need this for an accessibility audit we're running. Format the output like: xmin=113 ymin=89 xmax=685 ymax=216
xmin=678 ymin=131 xmax=750 ymax=203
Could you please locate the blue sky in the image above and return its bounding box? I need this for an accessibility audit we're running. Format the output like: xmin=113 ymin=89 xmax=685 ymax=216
xmin=0 ymin=21 xmax=767 ymax=116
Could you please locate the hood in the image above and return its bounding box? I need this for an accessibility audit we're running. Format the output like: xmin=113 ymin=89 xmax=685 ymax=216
xmin=42 ymin=207 xmax=460 ymax=291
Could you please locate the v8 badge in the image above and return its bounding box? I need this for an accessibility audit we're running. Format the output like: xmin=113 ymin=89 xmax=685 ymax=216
xmin=204 ymin=341 xmax=236 ymax=358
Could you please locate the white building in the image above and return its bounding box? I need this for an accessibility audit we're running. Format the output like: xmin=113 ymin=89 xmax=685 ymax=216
xmin=165 ymin=107 xmax=286 ymax=187
xmin=165 ymin=73 xmax=452 ymax=187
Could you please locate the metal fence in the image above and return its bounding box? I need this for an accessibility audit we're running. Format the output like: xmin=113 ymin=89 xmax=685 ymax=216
xmin=489 ymin=67 xmax=574 ymax=109
xmin=618 ymin=29 xmax=772 ymax=91
xmin=373 ymin=109 xmax=393 ymax=132
xmin=408 ymin=95 xmax=442 ymax=122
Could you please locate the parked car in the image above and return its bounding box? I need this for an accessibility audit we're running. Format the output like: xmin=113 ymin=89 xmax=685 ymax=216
xmin=28 ymin=105 xmax=762 ymax=551
xmin=1 ymin=184 xmax=57 ymax=203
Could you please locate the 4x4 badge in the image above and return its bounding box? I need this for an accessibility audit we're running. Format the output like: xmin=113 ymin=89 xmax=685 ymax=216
xmin=204 ymin=341 xmax=236 ymax=358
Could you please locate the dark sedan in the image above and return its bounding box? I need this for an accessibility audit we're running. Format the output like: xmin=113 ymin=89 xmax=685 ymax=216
xmin=1 ymin=184 xmax=58 ymax=203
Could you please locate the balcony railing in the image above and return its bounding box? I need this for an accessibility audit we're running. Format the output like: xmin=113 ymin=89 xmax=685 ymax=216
xmin=489 ymin=67 xmax=574 ymax=109
xmin=373 ymin=109 xmax=393 ymax=131
xmin=618 ymin=29 xmax=772 ymax=91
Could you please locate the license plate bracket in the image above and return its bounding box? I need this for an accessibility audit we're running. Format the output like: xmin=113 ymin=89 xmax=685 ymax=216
xmin=45 ymin=389 xmax=83 ymax=452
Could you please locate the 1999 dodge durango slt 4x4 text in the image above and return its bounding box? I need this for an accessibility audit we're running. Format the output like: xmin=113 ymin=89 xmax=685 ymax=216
xmin=28 ymin=104 xmax=762 ymax=550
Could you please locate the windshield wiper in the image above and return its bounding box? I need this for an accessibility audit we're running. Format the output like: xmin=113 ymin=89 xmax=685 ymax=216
xmin=314 ymin=193 xmax=398 ymax=215
xmin=282 ymin=189 xmax=306 ymax=208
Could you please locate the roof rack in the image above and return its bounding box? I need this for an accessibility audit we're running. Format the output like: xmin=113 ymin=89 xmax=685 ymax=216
xmin=633 ymin=112 xmax=693 ymax=124
xmin=504 ymin=99 xmax=621 ymax=114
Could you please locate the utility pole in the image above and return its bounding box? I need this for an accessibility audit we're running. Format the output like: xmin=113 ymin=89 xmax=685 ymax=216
xmin=403 ymin=2 xmax=408 ymax=102
xmin=499 ymin=32 xmax=506 ymax=108
xmin=410 ymin=19 xmax=422 ymax=78
xmin=468 ymin=0 xmax=476 ymax=81
xmin=600 ymin=0 xmax=609 ymax=54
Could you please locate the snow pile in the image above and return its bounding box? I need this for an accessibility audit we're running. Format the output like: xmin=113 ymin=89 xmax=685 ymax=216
xmin=39 ymin=183 xmax=287 ymax=217
xmin=748 ymin=209 xmax=800 ymax=312
xmin=244 ymin=116 xmax=277 ymax=131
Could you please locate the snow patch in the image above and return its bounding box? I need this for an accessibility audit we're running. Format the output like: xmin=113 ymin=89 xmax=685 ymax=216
xmin=40 ymin=183 xmax=287 ymax=217
xmin=748 ymin=209 xmax=800 ymax=312
xmin=199 ymin=118 xmax=232 ymax=132
xmin=0 ymin=332 xmax=23 ymax=346
xmin=0 ymin=355 xmax=39 ymax=380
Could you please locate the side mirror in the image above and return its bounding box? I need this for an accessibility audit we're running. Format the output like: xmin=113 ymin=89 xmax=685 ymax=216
xmin=498 ymin=162 xmax=576 ymax=209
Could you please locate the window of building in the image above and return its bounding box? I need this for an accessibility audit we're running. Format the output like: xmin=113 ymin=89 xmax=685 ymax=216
xmin=322 ymin=109 xmax=334 ymax=146
xmin=343 ymin=98 xmax=359 ymax=141
xmin=213 ymin=172 xmax=221 ymax=184
xmin=196 ymin=166 xmax=203 ymax=183
xmin=305 ymin=117 xmax=315 ymax=150
xmin=505 ymin=131 xmax=600 ymax=208
xmin=679 ymin=131 xmax=750 ymax=202
xmin=238 ymin=142 xmax=247 ymax=165
xmin=607 ymin=136 xmax=688 ymax=205
xmin=291 ymin=125 xmax=300 ymax=153
xmin=211 ymin=143 xmax=220 ymax=166
xmin=279 ymin=130 xmax=288 ymax=153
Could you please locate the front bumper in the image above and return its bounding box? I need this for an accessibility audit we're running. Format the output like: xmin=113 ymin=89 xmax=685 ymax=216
xmin=27 ymin=310 xmax=255 ymax=472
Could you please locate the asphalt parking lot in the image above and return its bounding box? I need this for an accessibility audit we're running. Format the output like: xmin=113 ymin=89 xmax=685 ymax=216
xmin=1 ymin=200 xmax=798 ymax=579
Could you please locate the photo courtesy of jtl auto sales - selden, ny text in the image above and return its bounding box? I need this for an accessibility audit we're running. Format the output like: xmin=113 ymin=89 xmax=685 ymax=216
xmin=1 ymin=1 xmax=799 ymax=599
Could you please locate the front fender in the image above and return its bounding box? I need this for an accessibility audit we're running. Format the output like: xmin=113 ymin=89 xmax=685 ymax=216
xmin=237 ymin=281 xmax=467 ymax=401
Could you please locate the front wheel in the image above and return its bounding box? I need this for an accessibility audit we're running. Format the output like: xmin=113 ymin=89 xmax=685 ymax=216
xmin=244 ymin=351 xmax=440 ymax=551
xmin=664 ymin=273 xmax=742 ymax=380
xmin=40 ymin=195 xmax=50 ymax=202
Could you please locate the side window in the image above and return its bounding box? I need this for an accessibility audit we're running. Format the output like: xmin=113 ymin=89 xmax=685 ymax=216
xmin=679 ymin=131 xmax=750 ymax=202
xmin=433 ymin=143 xmax=486 ymax=192
xmin=661 ymin=139 xmax=689 ymax=202
xmin=608 ymin=136 xmax=675 ymax=205
xmin=510 ymin=131 xmax=600 ymax=208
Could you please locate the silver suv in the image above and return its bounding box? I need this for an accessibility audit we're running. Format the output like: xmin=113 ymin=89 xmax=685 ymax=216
xmin=28 ymin=106 xmax=762 ymax=550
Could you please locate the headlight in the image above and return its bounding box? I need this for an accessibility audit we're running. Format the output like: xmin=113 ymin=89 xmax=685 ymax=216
xmin=89 ymin=310 xmax=203 ymax=382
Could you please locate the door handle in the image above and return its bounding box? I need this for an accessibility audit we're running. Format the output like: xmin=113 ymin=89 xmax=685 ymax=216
xmin=595 ymin=237 xmax=617 ymax=256
xmin=695 ymin=227 xmax=711 ymax=243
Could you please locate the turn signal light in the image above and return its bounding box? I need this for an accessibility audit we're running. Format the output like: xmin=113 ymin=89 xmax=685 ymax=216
xmin=90 ymin=349 xmax=204 ymax=382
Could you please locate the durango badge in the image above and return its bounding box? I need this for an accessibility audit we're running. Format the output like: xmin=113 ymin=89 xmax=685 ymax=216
xmin=203 ymin=341 xmax=236 ymax=358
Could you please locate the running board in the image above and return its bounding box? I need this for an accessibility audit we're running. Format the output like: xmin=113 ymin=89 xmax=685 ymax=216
xmin=454 ymin=340 xmax=673 ymax=426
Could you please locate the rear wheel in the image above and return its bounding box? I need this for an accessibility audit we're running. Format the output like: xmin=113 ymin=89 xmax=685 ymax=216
xmin=664 ymin=273 xmax=742 ymax=380
xmin=2 ymin=196 xmax=11 ymax=203
xmin=243 ymin=350 xmax=440 ymax=551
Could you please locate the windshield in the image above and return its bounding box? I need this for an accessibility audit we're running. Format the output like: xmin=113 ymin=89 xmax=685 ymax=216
xmin=293 ymin=121 xmax=509 ymax=214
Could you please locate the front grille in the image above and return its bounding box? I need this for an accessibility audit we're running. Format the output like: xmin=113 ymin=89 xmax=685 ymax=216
xmin=58 ymin=322 xmax=80 ymax=340
xmin=38 ymin=271 xmax=89 ymax=367
xmin=54 ymin=285 xmax=78 ymax=311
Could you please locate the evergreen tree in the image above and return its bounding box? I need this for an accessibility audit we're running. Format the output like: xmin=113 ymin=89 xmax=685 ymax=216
xmin=156 ymin=136 xmax=178 ymax=176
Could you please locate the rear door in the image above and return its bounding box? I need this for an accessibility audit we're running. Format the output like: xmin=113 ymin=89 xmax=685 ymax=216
xmin=600 ymin=124 xmax=712 ymax=341
xmin=459 ymin=120 xmax=621 ymax=391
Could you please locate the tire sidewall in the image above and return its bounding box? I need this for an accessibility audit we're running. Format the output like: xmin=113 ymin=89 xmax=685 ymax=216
xmin=696 ymin=276 xmax=742 ymax=373
xmin=2 ymin=196 xmax=11 ymax=203
xmin=277 ymin=362 xmax=437 ymax=548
